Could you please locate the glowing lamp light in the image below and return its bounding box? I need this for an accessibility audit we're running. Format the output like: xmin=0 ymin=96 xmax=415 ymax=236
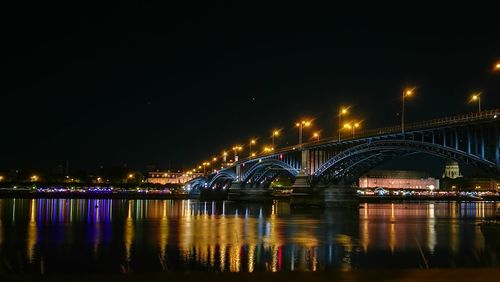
xmin=494 ymin=62 xmax=500 ymax=71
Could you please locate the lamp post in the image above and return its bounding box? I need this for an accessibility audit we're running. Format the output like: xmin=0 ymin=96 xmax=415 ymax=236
xmin=344 ymin=122 xmax=360 ymax=138
xmin=338 ymin=107 xmax=348 ymax=142
xmin=249 ymin=139 xmax=256 ymax=157
xmin=313 ymin=132 xmax=320 ymax=142
xmin=202 ymin=162 xmax=210 ymax=175
xmin=272 ymin=130 xmax=280 ymax=147
xmin=295 ymin=120 xmax=311 ymax=146
xmin=470 ymin=93 xmax=481 ymax=113
xmin=232 ymin=146 xmax=242 ymax=162
xmin=401 ymin=87 xmax=415 ymax=136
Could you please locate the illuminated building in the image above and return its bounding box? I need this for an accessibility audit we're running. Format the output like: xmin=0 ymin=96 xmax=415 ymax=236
xmin=358 ymin=170 xmax=439 ymax=190
xmin=442 ymin=161 xmax=462 ymax=179
xmin=147 ymin=171 xmax=203 ymax=185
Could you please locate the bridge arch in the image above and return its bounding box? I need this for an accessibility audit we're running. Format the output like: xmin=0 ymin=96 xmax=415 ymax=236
xmin=207 ymin=169 xmax=237 ymax=188
xmin=185 ymin=176 xmax=207 ymax=191
xmin=242 ymin=158 xmax=299 ymax=186
xmin=313 ymin=140 xmax=499 ymax=183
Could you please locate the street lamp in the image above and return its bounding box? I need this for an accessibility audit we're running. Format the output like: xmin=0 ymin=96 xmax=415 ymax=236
xmin=272 ymin=130 xmax=280 ymax=147
xmin=313 ymin=132 xmax=320 ymax=142
xmin=470 ymin=93 xmax=481 ymax=113
xmin=249 ymin=139 xmax=256 ymax=157
xmin=0 ymin=176 xmax=4 ymax=182
xmin=295 ymin=120 xmax=311 ymax=146
xmin=494 ymin=62 xmax=500 ymax=72
xmin=338 ymin=107 xmax=348 ymax=142
xmin=344 ymin=122 xmax=361 ymax=138
xmin=202 ymin=162 xmax=210 ymax=175
xmin=31 ymin=175 xmax=39 ymax=182
xmin=401 ymin=87 xmax=415 ymax=135
xmin=263 ymin=146 xmax=274 ymax=153
xmin=232 ymin=146 xmax=242 ymax=162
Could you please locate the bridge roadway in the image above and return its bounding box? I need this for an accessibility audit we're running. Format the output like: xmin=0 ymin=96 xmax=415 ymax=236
xmin=186 ymin=109 xmax=500 ymax=206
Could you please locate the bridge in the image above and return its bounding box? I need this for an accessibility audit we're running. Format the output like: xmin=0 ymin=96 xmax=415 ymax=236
xmin=186 ymin=110 xmax=500 ymax=205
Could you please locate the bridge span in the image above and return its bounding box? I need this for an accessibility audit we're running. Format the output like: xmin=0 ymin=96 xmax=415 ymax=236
xmin=186 ymin=110 xmax=500 ymax=205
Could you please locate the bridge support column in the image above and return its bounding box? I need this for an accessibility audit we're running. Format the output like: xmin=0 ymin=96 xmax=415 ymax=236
xmin=235 ymin=165 xmax=242 ymax=182
xmin=290 ymin=149 xmax=313 ymax=205
xmin=227 ymin=182 xmax=273 ymax=202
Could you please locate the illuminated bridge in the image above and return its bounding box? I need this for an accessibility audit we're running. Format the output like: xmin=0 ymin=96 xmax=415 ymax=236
xmin=186 ymin=110 xmax=500 ymax=203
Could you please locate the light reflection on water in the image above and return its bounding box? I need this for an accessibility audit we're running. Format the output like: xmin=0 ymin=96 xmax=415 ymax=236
xmin=0 ymin=199 xmax=498 ymax=273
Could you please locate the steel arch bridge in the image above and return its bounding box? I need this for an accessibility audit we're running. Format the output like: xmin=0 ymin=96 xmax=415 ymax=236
xmin=186 ymin=109 xmax=500 ymax=193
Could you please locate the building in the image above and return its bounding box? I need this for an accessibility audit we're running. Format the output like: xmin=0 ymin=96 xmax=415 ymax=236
xmin=147 ymin=171 xmax=204 ymax=185
xmin=442 ymin=161 xmax=462 ymax=179
xmin=359 ymin=170 xmax=439 ymax=190
xmin=441 ymin=177 xmax=500 ymax=191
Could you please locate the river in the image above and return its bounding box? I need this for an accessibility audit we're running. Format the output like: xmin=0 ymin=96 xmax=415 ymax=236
xmin=0 ymin=198 xmax=498 ymax=273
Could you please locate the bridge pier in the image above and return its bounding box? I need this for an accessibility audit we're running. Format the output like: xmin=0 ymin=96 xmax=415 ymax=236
xmin=291 ymin=182 xmax=358 ymax=208
xmin=227 ymin=182 xmax=273 ymax=202
xmin=290 ymin=149 xmax=358 ymax=208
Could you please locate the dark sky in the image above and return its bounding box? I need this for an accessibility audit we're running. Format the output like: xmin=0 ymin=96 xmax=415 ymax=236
xmin=2 ymin=3 xmax=499 ymax=173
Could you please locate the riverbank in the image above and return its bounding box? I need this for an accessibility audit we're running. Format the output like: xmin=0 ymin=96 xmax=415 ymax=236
xmin=1 ymin=190 xmax=499 ymax=202
xmin=0 ymin=190 xmax=188 ymax=200
xmin=2 ymin=268 xmax=500 ymax=282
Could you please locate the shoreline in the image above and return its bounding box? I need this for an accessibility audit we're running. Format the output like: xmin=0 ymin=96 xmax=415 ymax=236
xmin=0 ymin=190 xmax=499 ymax=202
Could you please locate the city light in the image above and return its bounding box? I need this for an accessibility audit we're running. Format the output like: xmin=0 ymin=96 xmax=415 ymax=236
xmin=272 ymin=129 xmax=280 ymax=147
xmin=344 ymin=121 xmax=361 ymax=138
xmin=494 ymin=62 xmax=500 ymax=71
xmin=338 ymin=107 xmax=349 ymax=142
xmin=31 ymin=175 xmax=39 ymax=182
xmin=249 ymin=139 xmax=257 ymax=157
xmin=404 ymin=87 xmax=415 ymax=97
xmin=313 ymin=132 xmax=320 ymax=142
xmin=263 ymin=146 xmax=274 ymax=153
xmin=296 ymin=120 xmax=312 ymax=145
xmin=0 ymin=176 xmax=3 ymax=181
xmin=470 ymin=93 xmax=482 ymax=112
xmin=128 ymin=174 xmax=134 ymax=179
xmin=401 ymin=87 xmax=415 ymax=135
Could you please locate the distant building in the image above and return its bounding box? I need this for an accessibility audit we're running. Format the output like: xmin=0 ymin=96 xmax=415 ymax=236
xmin=468 ymin=178 xmax=500 ymax=191
xmin=442 ymin=161 xmax=462 ymax=179
xmin=359 ymin=170 xmax=439 ymax=190
xmin=440 ymin=161 xmax=499 ymax=191
xmin=147 ymin=171 xmax=203 ymax=185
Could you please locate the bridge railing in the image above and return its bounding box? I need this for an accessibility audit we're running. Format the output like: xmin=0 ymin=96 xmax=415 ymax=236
xmin=227 ymin=109 xmax=499 ymax=167
xmin=354 ymin=109 xmax=499 ymax=140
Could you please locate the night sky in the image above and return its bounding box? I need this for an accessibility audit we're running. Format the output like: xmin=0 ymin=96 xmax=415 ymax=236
xmin=2 ymin=3 xmax=499 ymax=174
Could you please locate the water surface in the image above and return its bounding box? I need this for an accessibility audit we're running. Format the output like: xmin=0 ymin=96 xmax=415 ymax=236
xmin=0 ymin=199 xmax=499 ymax=273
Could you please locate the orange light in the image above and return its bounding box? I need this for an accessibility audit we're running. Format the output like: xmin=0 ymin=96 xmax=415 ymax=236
xmin=404 ymin=87 xmax=415 ymax=96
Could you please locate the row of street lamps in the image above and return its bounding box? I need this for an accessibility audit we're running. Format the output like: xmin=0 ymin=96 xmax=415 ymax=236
xmin=193 ymin=86 xmax=486 ymax=174
xmin=192 ymin=61 xmax=499 ymax=174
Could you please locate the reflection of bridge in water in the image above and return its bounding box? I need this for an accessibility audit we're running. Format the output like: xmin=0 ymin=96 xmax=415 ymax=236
xmin=187 ymin=110 xmax=500 ymax=204
xmin=0 ymin=199 xmax=499 ymax=272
